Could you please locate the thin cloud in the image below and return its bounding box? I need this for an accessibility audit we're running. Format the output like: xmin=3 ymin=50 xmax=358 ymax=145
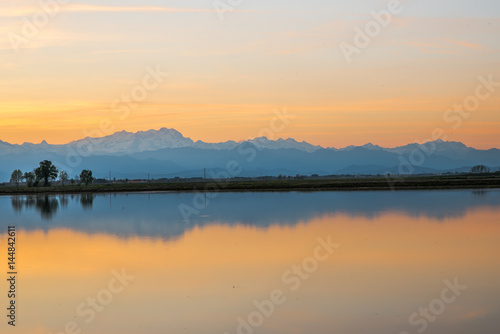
xmin=0 ymin=4 xmax=262 ymax=18
xmin=405 ymin=41 xmax=449 ymax=54
xmin=406 ymin=41 xmax=443 ymax=49
xmin=90 ymin=49 xmax=155 ymax=55
xmin=447 ymin=39 xmax=483 ymax=49
xmin=0 ymin=6 xmax=33 ymax=18
xmin=405 ymin=39 xmax=480 ymax=54
xmin=66 ymin=5 xmax=219 ymax=13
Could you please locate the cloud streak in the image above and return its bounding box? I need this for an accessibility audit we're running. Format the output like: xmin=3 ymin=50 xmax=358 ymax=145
xmin=447 ymin=39 xmax=483 ymax=49
xmin=0 ymin=4 xmax=261 ymax=18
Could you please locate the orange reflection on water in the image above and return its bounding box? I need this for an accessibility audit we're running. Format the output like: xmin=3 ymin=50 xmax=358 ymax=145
xmin=3 ymin=207 xmax=500 ymax=334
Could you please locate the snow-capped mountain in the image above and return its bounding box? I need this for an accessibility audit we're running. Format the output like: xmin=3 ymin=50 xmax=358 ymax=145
xmin=67 ymin=128 xmax=195 ymax=154
xmin=337 ymin=139 xmax=481 ymax=160
xmin=0 ymin=128 xmax=325 ymax=156
xmin=1 ymin=128 xmax=493 ymax=157
xmin=246 ymin=137 xmax=322 ymax=153
xmin=1 ymin=128 xmax=499 ymax=182
xmin=0 ymin=139 xmax=64 ymax=155
xmin=386 ymin=139 xmax=474 ymax=156
xmin=337 ymin=143 xmax=384 ymax=152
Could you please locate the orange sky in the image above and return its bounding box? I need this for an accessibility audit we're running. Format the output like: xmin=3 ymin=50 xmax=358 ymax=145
xmin=1 ymin=2 xmax=499 ymax=149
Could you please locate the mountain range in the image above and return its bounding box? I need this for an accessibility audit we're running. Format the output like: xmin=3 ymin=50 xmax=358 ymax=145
xmin=1 ymin=128 xmax=499 ymax=181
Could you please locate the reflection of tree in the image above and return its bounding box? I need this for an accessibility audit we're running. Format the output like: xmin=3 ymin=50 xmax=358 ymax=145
xmin=80 ymin=194 xmax=95 ymax=210
xmin=10 ymin=197 xmax=24 ymax=212
xmin=10 ymin=195 xmax=60 ymax=220
xmin=472 ymin=190 xmax=488 ymax=197
xmin=9 ymin=194 xmax=97 ymax=219
xmin=59 ymin=195 xmax=69 ymax=209
xmin=25 ymin=196 xmax=36 ymax=209
xmin=35 ymin=196 xmax=59 ymax=220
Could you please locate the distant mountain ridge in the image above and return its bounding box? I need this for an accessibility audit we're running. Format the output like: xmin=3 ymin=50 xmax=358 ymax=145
xmin=0 ymin=128 xmax=499 ymax=182
xmin=0 ymin=127 xmax=492 ymax=155
xmin=0 ymin=128 xmax=323 ymax=155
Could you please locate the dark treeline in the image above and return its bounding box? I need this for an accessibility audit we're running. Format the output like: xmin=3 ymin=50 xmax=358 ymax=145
xmin=9 ymin=160 xmax=94 ymax=188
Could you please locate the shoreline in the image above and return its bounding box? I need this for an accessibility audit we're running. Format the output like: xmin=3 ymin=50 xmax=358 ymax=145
xmin=1 ymin=175 xmax=499 ymax=195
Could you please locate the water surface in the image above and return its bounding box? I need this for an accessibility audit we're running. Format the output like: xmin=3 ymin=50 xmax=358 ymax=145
xmin=0 ymin=190 xmax=499 ymax=334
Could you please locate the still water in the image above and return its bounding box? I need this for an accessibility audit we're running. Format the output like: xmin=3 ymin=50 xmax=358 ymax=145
xmin=1 ymin=190 xmax=499 ymax=334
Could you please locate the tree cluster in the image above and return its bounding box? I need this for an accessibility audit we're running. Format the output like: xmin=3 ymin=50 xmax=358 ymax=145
xmin=470 ymin=165 xmax=491 ymax=174
xmin=10 ymin=160 xmax=94 ymax=187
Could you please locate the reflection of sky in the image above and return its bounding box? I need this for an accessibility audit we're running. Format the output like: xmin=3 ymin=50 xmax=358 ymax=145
xmin=1 ymin=190 xmax=500 ymax=239
xmin=0 ymin=196 xmax=499 ymax=334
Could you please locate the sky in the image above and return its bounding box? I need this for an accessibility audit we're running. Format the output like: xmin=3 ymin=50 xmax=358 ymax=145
xmin=1 ymin=0 xmax=499 ymax=149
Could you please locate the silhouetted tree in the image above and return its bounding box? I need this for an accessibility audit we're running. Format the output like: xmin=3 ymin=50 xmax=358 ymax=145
xmin=80 ymin=170 xmax=94 ymax=186
xmin=35 ymin=160 xmax=59 ymax=186
xmin=23 ymin=171 xmax=35 ymax=187
xmin=59 ymin=170 xmax=69 ymax=186
xmin=471 ymin=165 xmax=490 ymax=174
xmin=11 ymin=169 xmax=23 ymax=187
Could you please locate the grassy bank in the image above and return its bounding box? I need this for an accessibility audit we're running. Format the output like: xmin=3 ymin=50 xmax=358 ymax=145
xmin=1 ymin=174 xmax=499 ymax=195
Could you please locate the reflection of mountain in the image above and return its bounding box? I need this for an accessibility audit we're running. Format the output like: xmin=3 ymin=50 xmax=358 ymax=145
xmin=3 ymin=190 xmax=500 ymax=240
